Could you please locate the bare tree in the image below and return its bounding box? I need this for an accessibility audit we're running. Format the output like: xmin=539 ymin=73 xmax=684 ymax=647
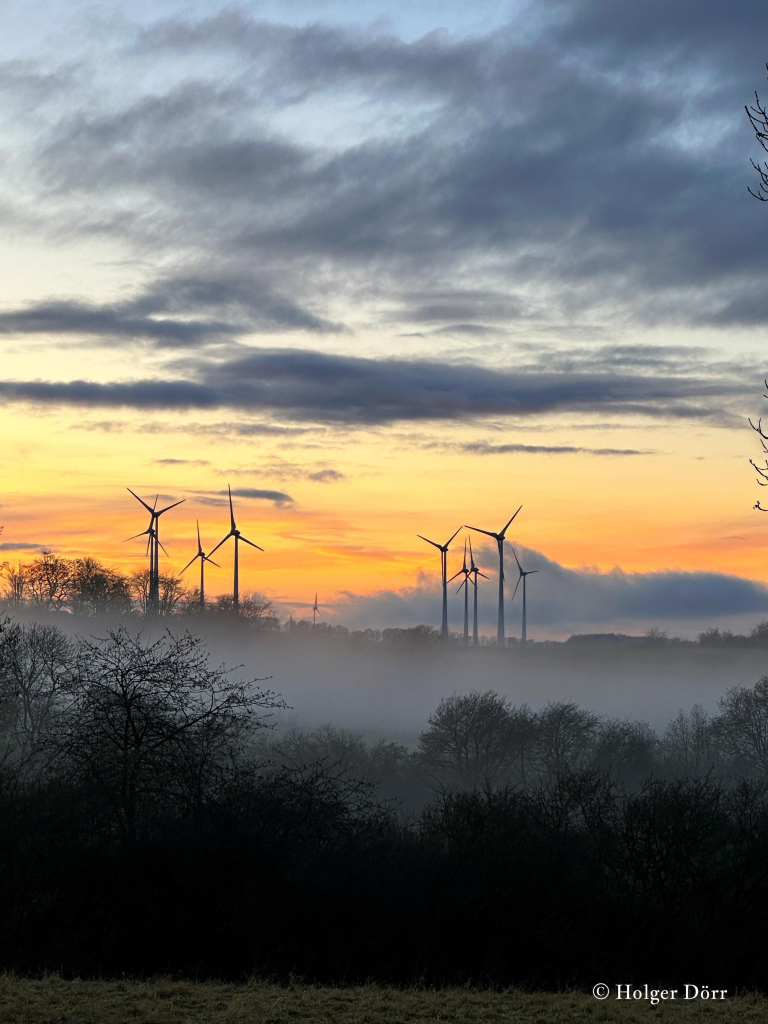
xmin=55 ymin=627 xmax=282 ymax=841
xmin=26 ymin=551 xmax=72 ymax=610
xmin=662 ymin=704 xmax=719 ymax=777
xmin=216 ymin=591 xmax=281 ymax=630
xmin=129 ymin=569 xmax=189 ymax=616
xmin=534 ymin=701 xmax=600 ymax=778
xmin=0 ymin=619 xmax=72 ymax=763
xmin=592 ymin=718 xmax=659 ymax=787
xmin=747 ymin=68 xmax=768 ymax=201
xmin=748 ymin=381 xmax=768 ymax=511
xmin=1 ymin=562 xmax=27 ymax=606
xmin=67 ymin=558 xmax=131 ymax=616
xmin=418 ymin=690 xmax=520 ymax=788
xmin=717 ymin=678 xmax=768 ymax=777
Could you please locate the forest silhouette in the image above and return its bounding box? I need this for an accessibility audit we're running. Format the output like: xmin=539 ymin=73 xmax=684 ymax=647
xmin=3 ymin=613 xmax=768 ymax=987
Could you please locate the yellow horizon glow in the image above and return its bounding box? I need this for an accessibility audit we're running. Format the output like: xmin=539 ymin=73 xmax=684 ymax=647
xmin=1 ymin=398 xmax=766 ymax=614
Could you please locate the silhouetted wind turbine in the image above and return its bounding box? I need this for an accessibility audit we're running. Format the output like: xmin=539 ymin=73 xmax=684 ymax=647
xmin=511 ymin=546 xmax=538 ymax=643
xmin=209 ymin=485 xmax=263 ymax=610
xmin=125 ymin=492 xmax=159 ymax=583
xmin=418 ymin=527 xmax=461 ymax=639
xmin=127 ymin=489 xmax=184 ymax=613
xmin=180 ymin=520 xmax=219 ymax=610
xmin=467 ymin=537 xmax=489 ymax=646
xmin=312 ymin=593 xmax=320 ymax=626
xmin=448 ymin=540 xmax=472 ymax=644
xmin=466 ymin=507 xmax=522 ymax=645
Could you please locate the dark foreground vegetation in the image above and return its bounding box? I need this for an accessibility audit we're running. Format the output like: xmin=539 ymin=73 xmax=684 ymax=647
xmin=0 ymin=975 xmax=763 ymax=1024
xmin=4 ymin=618 xmax=768 ymax=990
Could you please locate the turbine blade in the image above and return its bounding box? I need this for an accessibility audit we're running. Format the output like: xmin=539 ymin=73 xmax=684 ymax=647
xmin=498 ymin=506 xmax=523 ymax=539
xmin=180 ymin=553 xmax=200 ymax=575
xmin=208 ymin=534 xmax=232 ymax=557
xmin=228 ymin=483 xmax=236 ymax=532
xmin=444 ymin=526 xmax=462 ymax=548
xmin=239 ymin=535 xmax=264 ymax=551
xmin=456 ymin=579 xmax=467 ymax=595
xmin=465 ymin=525 xmax=497 ymax=539
xmin=447 ymin=569 xmax=463 ymax=583
xmin=417 ymin=535 xmax=442 ymax=550
xmin=156 ymin=498 xmax=185 ymax=516
xmin=196 ymin=520 xmax=202 ymax=552
xmin=127 ymin=487 xmax=155 ymax=515
xmin=468 ymin=535 xmax=476 ymax=569
xmin=511 ymin=575 xmax=522 ymax=601
xmin=478 ymin=571 xmax=490 ymax=580
xmin=203 ymin=556 xmax=220 ymax=568
xmin=156 ymin=538 xmax=169 ymax=557
xmin=510 ymin=546 xmax=523 ymax=573
xmin=124 ymin=529 xmax=151 ymax=542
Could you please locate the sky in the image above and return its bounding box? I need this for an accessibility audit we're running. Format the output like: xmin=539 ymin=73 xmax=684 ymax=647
xmin=2 ymin=0 xmax=768 ymax=638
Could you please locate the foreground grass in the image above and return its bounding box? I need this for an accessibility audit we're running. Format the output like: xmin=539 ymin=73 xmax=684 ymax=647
xmin=0 ymin=976 xmax=766 ymax=1024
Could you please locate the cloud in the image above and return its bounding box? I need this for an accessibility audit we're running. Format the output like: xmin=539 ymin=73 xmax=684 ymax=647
xmin=190 ymin=487 xmax=294 ymax=506
xmin=0 ymin=344 xmax=751 ymax=427
xmin=1 ymin=1 xmax=766 ymax=354
xmin=457 ymin=442 xmax=653 ymax=456
xmin=307 ymin=469 xmax=346 ymax=482
xmin=0 ymin=542 xmax=46 ymax=551
xmin=226 ymin=487 xmax=294 ymax=504
xmin=153 ymin=458 xmax=210 ymax=466
xmin=0 ymin=273 xmax=343 ymax=346
xmin=219 ymin=461 xmax=346 ymax=482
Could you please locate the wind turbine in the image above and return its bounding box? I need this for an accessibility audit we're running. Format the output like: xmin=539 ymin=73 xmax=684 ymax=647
xmin=467 ymin=537 xmax=489 ymax=646
xmin=511 ymin=546 xmax=538 ymax=643
xmin=448 ymin=540 xmax=472 ymax=644
xmin=127 ymin=489 xmax=185 ymax=613
xmin=125 ymin=492 xmax=158 ymax=582
xmin=209 ymin=485 xmax=263 ymax=610
xmin=466 ymin=507 xmax=522 ymax=645
xmin=312 ymin=593 xmax=320 ymax=626
xmin=180 ymin=520 xmax=219 ymax=610
xmin=418 ymin=527 xmax=461 ymax=639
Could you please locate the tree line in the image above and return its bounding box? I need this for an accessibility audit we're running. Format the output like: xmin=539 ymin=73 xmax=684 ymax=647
xmin=4 ymin=618 xmax=768 ymax=987
xmin=6 ymin=551 xmax=768 ymax=650
xmin=0 ymin=550 xmax=281 ymax=624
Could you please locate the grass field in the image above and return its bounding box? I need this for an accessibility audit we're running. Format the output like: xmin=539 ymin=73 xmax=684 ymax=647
xmin=0 ymin=976 xmax=766 ymax=1024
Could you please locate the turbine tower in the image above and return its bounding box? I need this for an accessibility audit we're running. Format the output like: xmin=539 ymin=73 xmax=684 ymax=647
xmin=511 ymin=546 xmax=538 ymax=643
xmin=448 ymin=540 xmax=472 ymax=644
xmin=127 ymin=489 xmax=185 ymax=613
xmin=180 ymin=520 xmax=219 ymax=610
xmin=209 ymin=485 xmax=263 ymax=610
xmin=466 ymin=507 xmax=522 ymax=646
xmin=418 ymin=527 xmax=461 ymax=639
xmin=467 ymin=537 xmax=489 ymax=646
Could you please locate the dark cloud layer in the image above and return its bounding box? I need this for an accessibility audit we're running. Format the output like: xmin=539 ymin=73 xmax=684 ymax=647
xmin=0 ymin=275 xmax=342 ymax=346
xmin=0 ymin=345 xmax=750 ymax=426
xmin=1 ymin=1 xmax=767 ymax=348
